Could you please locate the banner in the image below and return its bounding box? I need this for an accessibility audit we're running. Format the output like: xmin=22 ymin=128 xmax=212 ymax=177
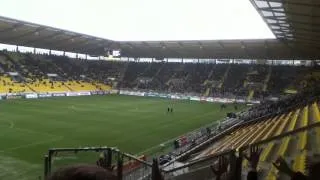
xmin=171 ymin=95 xmax=189 ymax=100
xmin=25 ymin=93 xmax=38 ymax=99
xmin=66 ymin=92 xmax=91 ymax=97
xmin=52 ymin=93 xmax=66 ymax=97
xmin=91 ymin=91 xmax=98 ymax=95
xmin=120 ymin=90 xmax=144 ymax=96
xmin=38 ymin=94 xmax=52 ymax=98
xmin=91 ymin=91 xmax=108 ymax=95
xmin=200 ymin=97 xmax=207 ymax=102
xmin=6 ymin=95 xmax=22 ymax=99
xmin=235 ymin=99 xmax=245 ymax=103
xmin=66 ymin=92 xmax=79 ymax=97
xmin=190 ymin=96 xmax=200 ymax=101
xmin=98 ymin=91 xmax=105 ymax=95
xmin=110 ymin=89 xmax=119 ymax=94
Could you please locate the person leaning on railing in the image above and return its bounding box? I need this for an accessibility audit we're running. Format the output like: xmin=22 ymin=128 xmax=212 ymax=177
xmin=209 ymin=145 xmax=320 ymax=180
xmin=245 ymin=146 xmax=320 ymax=180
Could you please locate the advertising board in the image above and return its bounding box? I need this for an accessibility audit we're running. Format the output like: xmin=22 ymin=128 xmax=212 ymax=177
xmin=38 ymin=94 xmax=52 ymax=98
xmin=52 ymin=93 xmax=66 ymax=97
xmin=6 ymin=95 xmax=22 ymax=100
xmin=25 ymin=94 xmax=38 ymax=99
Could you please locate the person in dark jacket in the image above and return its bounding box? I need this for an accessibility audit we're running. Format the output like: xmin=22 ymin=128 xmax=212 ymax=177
xmin=47 ymin=164 xmax=117 ymax=180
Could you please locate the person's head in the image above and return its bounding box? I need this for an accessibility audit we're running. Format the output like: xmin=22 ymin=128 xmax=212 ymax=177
xmin=309 ymin=162 xmax=320 ymax=179
xmin=47 ymin=164 xmax=117 ymax=180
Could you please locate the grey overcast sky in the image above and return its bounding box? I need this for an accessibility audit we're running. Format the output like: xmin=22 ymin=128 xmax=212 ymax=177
xmin=0 ymin=0 xmax=275 ymax=41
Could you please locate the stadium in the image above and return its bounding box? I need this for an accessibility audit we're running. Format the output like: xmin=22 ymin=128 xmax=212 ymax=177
xmin=0 ymin=0 xmax=320 ymax=180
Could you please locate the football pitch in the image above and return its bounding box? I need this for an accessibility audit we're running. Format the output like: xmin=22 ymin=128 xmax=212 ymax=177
xmin=0 ymin=95 xmax=244 ymax=180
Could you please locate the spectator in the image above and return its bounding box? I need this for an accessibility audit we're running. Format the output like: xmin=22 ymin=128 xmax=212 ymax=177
xmin=47 ymin=164 xmax=117 ymax=180
xmin=245 ymin=146 xmax=262 ymax=180
xmin=210 ymin=156 xmax=229 ymax=180
xmin=272 ymin=157 xmax=307 ymax=180
xmin=273 ymin=156 xmax=320 ymax=180
xmin=245 ymin=147 xmax=320 ymax=180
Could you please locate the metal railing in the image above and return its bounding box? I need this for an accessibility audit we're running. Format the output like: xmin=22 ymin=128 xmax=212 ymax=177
xmin=161 ymin=121 xmax=320 ymax=180
xmin=44 ymin=147 xmax=153 ymax=180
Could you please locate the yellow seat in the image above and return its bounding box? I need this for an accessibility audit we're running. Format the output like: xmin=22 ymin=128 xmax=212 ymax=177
xmin=293 ymin=150 xmax=307 ymax=174
xmin=28 ymin=79 xmax=69 ymax=93
xmin=311 ymin=102 xmax=320 ymax=123
xmin=0 ymin=76 xmax=32 ymax=93
xmin=66 ymin=81 xmax=99 ymax=91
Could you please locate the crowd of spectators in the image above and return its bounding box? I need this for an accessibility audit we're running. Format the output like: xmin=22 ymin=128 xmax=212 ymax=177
xmin=208 ymin=146 xmax=319 ymax=180
xmin=239 ymin=91 xmax=319 ymax=122
xmin=46 ymin=144 xmax=319 ymax=180
xmin=1 ymin=50 xmax=320 ymax=99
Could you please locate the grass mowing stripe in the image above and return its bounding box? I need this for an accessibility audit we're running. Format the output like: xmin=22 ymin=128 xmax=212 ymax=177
xmin=0 ymin=95 xmax=245 ymax=180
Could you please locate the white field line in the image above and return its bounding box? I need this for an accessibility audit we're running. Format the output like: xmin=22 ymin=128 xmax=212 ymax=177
xmin=0 ymin=119 xmax=15 ymax=129
xmin=11 ymin=126 xmax=60 ymax=138
xmin=0 ymin=136 xmax=64 ymax=152
xmin=0 ymin=120 xmax=63 ymax=152
xmin=0 ymin=153 xmax=41 ymax=180
xmin=136 ymin=111 xmax=219 ymax=155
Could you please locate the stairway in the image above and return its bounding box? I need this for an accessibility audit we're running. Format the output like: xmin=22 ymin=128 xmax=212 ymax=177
xmin=247 ymin=89 xmax=254 ymax=102
xmin=203 ymin=88 xmax=211 ymax=96
xmin=64 ymin=83 xmax=74 ymax=91
xmin=3 ymin=52 xmax=24 ymax=73
xmin=263 ymin=66 xmax=272 ymax=91
xmin=24 ymin=82 xmax=37 ymax=93
xmin=152 ymin=63 xmax=166 ymax=81
xmin=219 ymin=65 xmax=231 ymax=88
xmin=119 ymin=62 xmax=129 ymax=82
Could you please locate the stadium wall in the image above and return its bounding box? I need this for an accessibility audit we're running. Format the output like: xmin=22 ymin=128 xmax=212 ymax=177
xmin=0 ymin=90 xmax=119 ymax=100
xmin=0 ymin=88 xmax=261 ymax=104
xmin=119 ymin=89 xmax=260 ymax=104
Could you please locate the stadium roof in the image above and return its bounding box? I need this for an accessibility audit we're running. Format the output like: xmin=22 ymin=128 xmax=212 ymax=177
xmin=1 ymin=0 xmax=320 ymax=60
xmin=0 ymin=16 xmax=115 ymax=55
xmin=250 ymin=0 xmax=320 ymax=58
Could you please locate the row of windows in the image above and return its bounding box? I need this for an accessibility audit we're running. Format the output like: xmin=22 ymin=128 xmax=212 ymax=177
xmin=0 ymin=43 xmax=318 ymax=66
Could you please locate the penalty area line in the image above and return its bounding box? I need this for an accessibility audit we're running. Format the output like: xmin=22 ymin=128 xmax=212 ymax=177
xmin=0 ymin=136 xmax=64 ymax=152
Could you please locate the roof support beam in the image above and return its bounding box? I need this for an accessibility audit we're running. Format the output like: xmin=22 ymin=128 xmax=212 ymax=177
xmin=254 ymin=0 xmax=320 ymax=8
xmin=141 ymin=41 xmax=163 ymax=56
xmin=47 ymin=34 xmax=83 ymax=49
xmin=2 ymin=27 xmax=47 ymax=42
xmin=81 ymin=41 xmax=113 ymax=54
xmin=0 ymin=23 xmax=24 ymax=34
xmin=217 ymin=41 xmax=225 ymax=49
xmin=264 ymin=16 xmax=320 ymax=26
xmin=22 ymin=31 xmax=63 ymax=46
xmin=259 ymin=9 xmax=320 ymax=18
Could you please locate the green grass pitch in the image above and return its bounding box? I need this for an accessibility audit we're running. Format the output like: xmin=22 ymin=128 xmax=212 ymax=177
xmin=0 ymin=95 xmax=244 ymax=180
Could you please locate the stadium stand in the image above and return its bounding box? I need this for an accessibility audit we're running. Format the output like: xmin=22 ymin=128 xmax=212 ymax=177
xmin=0 ymin=50 xmax=320 ymax=97
xmin=0 ymin=51 xmax=113 ymax=93
xmin=158 ymin=91 xmax=320 ymax=180
xmin=2 ymin=1 xmax=320 ymax=179
xmin=0 ymin=51 xmax=320 ymax=180
xmin=1 ymin=48 xmax=314 ymax=179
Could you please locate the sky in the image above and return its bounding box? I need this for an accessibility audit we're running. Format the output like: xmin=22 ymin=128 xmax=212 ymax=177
xmin=0 ymin=0 xmax=275 ymax=41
